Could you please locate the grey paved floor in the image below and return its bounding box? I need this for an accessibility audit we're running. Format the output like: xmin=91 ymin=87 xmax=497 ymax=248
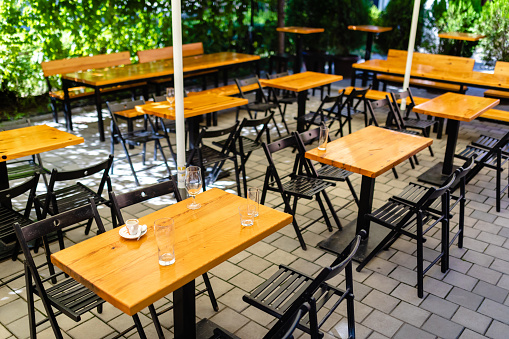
xmin=0 ymin=80 xmax=509 ymax=339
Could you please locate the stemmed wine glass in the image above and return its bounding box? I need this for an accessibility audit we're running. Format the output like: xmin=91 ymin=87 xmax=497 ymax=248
xmin=185 ymin=166 xmax=202 ymax=210
xmin=166 ymin=87 xmax=175 ymax=110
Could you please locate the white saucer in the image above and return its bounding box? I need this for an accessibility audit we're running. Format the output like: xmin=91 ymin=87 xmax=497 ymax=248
xmin=119 ymin=225 xmax=148 ymax=240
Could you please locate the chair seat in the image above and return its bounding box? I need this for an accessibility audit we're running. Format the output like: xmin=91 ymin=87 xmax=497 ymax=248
xmin=187 ymin=145 xmax=235 ymax=167
xmin=0 ymin=207 xmax=33 ymax=245
xmin=243 ymin=265 xmax=345 ymax=335
xmin=8 ymin=162 xmax=50 ymax=181
xmin=123 ymin=130 xmax=165 ymax=145
xmin=316 ymin=165 xmax=353 ymax=181
xmin=277 ymin=96 xmax=298 ymax=105
xmin=403 ymin=118 xmax=436 ymax=130
xmin=39 ymin=183 xmax=107 ymax=215
xmin=472 ymin=135 xmax=509 ymax=153
xmin=246 ymin=102 xmax=279 ymax=112
xmin=269 ymin=175 xmax=335 ymax=200
xmin=393 ymin=182 xmax=459 ymax=216
xmin=40 ymin=278 xmax=104 ymax=321
xmin=455 ymin=145 xmax=509 ymax=169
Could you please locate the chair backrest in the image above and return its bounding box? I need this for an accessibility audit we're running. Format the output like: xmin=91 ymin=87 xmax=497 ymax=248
xmin=110 ymin=179 xmax=180 ymax=227
xmin=153 ymin=95 xmax=166 ymax=102
xmin=107 ymin=99 xmax=147 ymax=135
xmin=364 ymin=96 xmax=396 ymax=128
xmin=45 ymin=155 xmax=114 ymax=216
xmin=137 ymin=42 xmax=205 ymax=63
xmin=41 ymin=52 xmax=131 ymax=77
xmin=266 ymin=71 xmax=290 ymax=79
xmin=0 ymin=173 xmax=40 ymax=218
xmin=235 ymin=76 xmax=267 ymax=102
xmin=187 ymin=122 xmax=240 ymax=165
xmin=237 ymin=112 xmax=274 ymax=146
xmin=420 ymin=172 xmax=456 ymax=206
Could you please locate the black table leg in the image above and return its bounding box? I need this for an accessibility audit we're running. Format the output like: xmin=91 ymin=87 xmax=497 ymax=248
xmin=319 ymin=175 xmax=391 ymax=262
xmin=296 ymin=90 xmax=308 ymax=133
xmin=187 ymin=115 xmax=202 ymax=149
xmin=0 ymin=162 xmax=11 ymax=209
xmin=174 ymin=279 xmax=196 ymax=339
xmin=361 ymin=32 xmax=374 ymax=86
xmin=95 ymin=90 xmax=105 ymax=142
xmin=62 ymin=78 xmax=73 ymax=131
xmin=418 ymin=119 xmax=460 ymax=186
xmin=294 ymin=34 xmax=303 ymax=74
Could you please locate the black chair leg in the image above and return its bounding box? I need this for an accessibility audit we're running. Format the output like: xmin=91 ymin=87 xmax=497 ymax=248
xmin=281 ymin=194 xmax=306 ymax=250
xmin=321 ymin=190 xmax=342 ymax=230
xmin=84 ymin=218 xmax=93 ymax=235
xmin=202 ymin=273 xmax=219 ymax=311
xmin=132 ymin=314 xmax=147 ymax=339
xmin=155 ymin=140 xmax=173 ymax=178
xmin=357 ymin=228 xmax=398 ymax=272
xmin=26 ymin=266 xmax=39 ymax=339
xmin=148 ymin=305 xmax=165 ymax=339
xmin=121 ymin=142 xmax=140 ymax=186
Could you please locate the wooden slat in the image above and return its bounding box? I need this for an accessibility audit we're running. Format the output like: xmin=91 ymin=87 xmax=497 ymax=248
xmin=190 ymin=83 xmax=262 ymax=97
xmin=276 ymin=27 xmax=324 ymax=34
xmin=342 ymin=86 xmax=389 ymax=100
xmin=0 ymin=125 xmax=84 ymax=162
xmin=413 ymin=93 xmax=500 ymax=122
xmin=305 ymin=126 xmax=433 ymax=178
xmin=348 ymin=25 xmax=392 ymax=33
xmin=51 ymin=188 xmax=292 ymax=316
xmin=49 ymin=82 xmax=147 ymax=100
xmin=480 ymin=108 xmax=509 ymax=122
xmin=438 ymin=32 xmax=485 ymax=42
xmin=137 ymin=42 xmax=206 ymax=64
xmin=62 ymin=52 xmax=260 ymax=87
xmin=41 ymin=52 xmax=132 ymax=77
xmin=377 ymin=74 xmax=465 ymax=92
xmin=260 ymin=71 xmax=342 ymax=92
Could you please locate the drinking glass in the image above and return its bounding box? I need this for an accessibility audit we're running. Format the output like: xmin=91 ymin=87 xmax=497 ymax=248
xmin=166 ymin=87 xmax=175 ymax=110
xmin=318 ymin=123 xmax=329 ymax=151
xmin=154 ymin=218 xmax=175 ymax=266
xmin=247 ymin=187 xmax=260 ymax=217
xmin=185 ymin=166 xmax=202 ymax=210
xmin=239 ymin=205 xmax=255 ymax=227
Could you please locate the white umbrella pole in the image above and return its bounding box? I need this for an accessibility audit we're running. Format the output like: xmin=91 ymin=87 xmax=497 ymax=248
xmin=171 ymin=0 xmax=186 ymax=188
xmin=401 ymin=0 xmax=421 ymax=111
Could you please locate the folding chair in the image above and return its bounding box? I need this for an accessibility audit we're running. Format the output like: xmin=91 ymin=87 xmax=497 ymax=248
xmin=296 ymin=95 xmax=342 ymax=132
xmin=327 ymin=87 xmax=370 ymax=137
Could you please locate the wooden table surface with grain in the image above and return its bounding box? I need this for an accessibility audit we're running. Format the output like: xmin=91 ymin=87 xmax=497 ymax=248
xmin=62 ymin=52 xmax=260 ymax=87
xmin=135 ymin=94 xmax=248 ymax=120
xmin=51 ymin=188 xmax=292 ymax=316
xmin=259 ymin=71 xmax=343 ymax=92
xmin=348 ymin=25 xmax=393 ymax=33
xmin=276 ymin=27 xmax=324 ymax=34
xmin=305 ymin=126 xmax=433 ymax=178
xmin=438 ymin=32 xmax=485 ymax=41
xmin=413 ymin=92 xmax=500 ymax=122
xmin=0 ymin=125 xmax=84 ymax=162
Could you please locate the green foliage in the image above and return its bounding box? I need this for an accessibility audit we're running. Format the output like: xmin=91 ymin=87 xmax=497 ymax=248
xmin=375 ymin=0 xmax=425 ymax=53
xmin=476 ymin=0 xmax=509 ymax=63
xmin=286 ymin=0 xmax=372 ymax=55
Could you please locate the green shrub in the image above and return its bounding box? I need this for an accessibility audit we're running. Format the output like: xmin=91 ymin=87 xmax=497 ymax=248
xmin=476 ymin=0 xmax=509 ymax=63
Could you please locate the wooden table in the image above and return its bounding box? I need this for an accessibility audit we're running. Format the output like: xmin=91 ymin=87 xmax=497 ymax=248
xmin=51 ymin=188 xmax=292 ymax=339
xmin=438 ymin=32 xmax=485 ymax=56
xmin=62 ymin=52 xmax=260 ymax=141
xmin=348 ymin=25 xmax=392 ymax=62
xmin=277 ymin=27 xmax=324 ymax=73
xmin=413 ymin=93 xmax=499 ymax=185
xmin=0 ymin=125 xmax=84 ymax=193
xmin=135 ymin=93 xmax=248 ymax=147
xmin=260 ymin=71 xmax=342 ymax=132
xmin=305 ymin=126 xmax=432 ymax=261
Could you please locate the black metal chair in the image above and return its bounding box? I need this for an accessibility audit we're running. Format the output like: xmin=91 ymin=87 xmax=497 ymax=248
xmin=243 ymin=232 xmax=365 ymax=339
xmin=260 ymin=135 xmax=341 ymax=250
xmin=37 ymin=155 xmax=114 ymax=241
xmin=294 ymin=128 xmax=359 ymax=206
xmin=215 ymin=113 xmax=274 ymax=197
xmin=0 ymin=174 xmax=41 ymax=262
xmin=186 ymin=122 xmax=242 ymax=194
xmin=235 ymin=76 xmax=288 ymax=137
xmin=151 ymin=94 xmax=178 ymax=162
xmin=356 ymin=174 xmax=456 ymax=298
xmin=109 ymin=180 xmax=219 ymax=338
xmin=5 ymin=119 xmax=50 ymax=188
xmin=13 ymin=202 xmax=150 ymax=339
xmin=455 ymin=130 xmax=509 ymax=212
xmin=296 ymin=95 xmax=342 ymax=132
xmin=107 ymin=100 xmax=173 ymax=186
xmin=266 ymin=72 xmax=298 ymax=117
xmin=327 ymin=87 xmax=370 ymax=137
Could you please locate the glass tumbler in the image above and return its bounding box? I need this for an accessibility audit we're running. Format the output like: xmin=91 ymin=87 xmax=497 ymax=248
xmin=154 ymin=218 xmax=175 ymax=266
xmin=247 ymin=187 xmax=260 ymax=217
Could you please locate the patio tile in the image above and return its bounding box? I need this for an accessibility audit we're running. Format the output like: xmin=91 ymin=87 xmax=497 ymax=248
xmin=66 ymin=317 xmax=115 ymax=339
xmin=443 ymin=270 xmax=478 ymax=291
xmin=362 ymin=289 xmax=399 ymax=313
xmin=451 ymin=306 xmax=491 ymax=334
xmin=472 ymin=280 xmax=509 ymax=303
xmin=228 ymin=270 xmax=265 ymax=292
xmin=390 ymin=301 xmax=431 ymax=327
xmin=420 ymin=294 xmax=459 ymax=319
xmin=486 ymin=320 xmax=509 ymax=339
xmin=363 ymin=272 xmax=399 ymax=294
xmin=362 ymin=310 xmax=403 ymax=337
xmin=477 ymin=299 xmax=509 ymax=324
xmin=209 ymin=308 xmax=250 ymax=334
xmin=393 ymin=324 xmax=435 ymax=339
xmin=234 ymin=321 xmax=268 ymax=339
xmin=446 ymin=287 xmax=484 ymax=311
xmin=421 ymin=314 xmax=464 ymax=339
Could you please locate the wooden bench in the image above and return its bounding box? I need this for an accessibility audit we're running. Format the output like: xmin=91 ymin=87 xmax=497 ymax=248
xmin=137 ymin=42 xmax=218 ymax=93
xmin=342 ymin=86 xmax=430 ymax=104
xmin=376 ymin=49 xmax=474 ymax=93
xmin=41 ymin=52 xmax=146 ymax=123
xmin=479 ymin=108 xmax=509 ymax=123
xmin=484 ymin=61 xmax=509 ymax=100
xmin=188 ymin=83 xmax=262 ymax=97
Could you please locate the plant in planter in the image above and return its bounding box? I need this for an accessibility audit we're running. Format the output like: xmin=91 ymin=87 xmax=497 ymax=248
xmin=475 ymin=0 xmax=509 ymax=63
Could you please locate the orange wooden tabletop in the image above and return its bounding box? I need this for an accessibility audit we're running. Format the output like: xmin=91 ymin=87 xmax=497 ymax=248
xmin=413 ymin=93 xmax=500 ymax=122
xmin=62 ymin=52 xmax=260 ymax=87
xmin=259 ymin=71 xmax=342 ymax=92
xmin=51 ymin=188 xmax=292 ymax=316
xmin=305 ymin=126 xmax=433 ymax=178
xmin=438 ymin=32 xmax=485 ymax=42
xmin=0 ymin=125 xmax=84 ymax=162
xmin=348 ymin=25 xmax=393 ymax=33
xmin=135 ymin=94 xmax=248 ymax=120
xmin=277 ymin=27 xmax=324 ymax=34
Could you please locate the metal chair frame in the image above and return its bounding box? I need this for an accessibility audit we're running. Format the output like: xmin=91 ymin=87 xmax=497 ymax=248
xmin=326 ymin=87 xmax=370 ymax=137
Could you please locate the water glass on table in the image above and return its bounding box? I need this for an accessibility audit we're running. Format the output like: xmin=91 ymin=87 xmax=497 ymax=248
xmin=185 ymin=166 xmax=202 ymax=210
xmin=166 ymin=87 xmax=175 ymax=110
xmin=318 ymin=123 xmax=328 ymax=151
xmin=247 ymin=187 xmax=260 ymax=217
xmin=239 ymin=205 xmax=256 ymax=227
xmin=154 ymin=218 xmax=175 ymax=266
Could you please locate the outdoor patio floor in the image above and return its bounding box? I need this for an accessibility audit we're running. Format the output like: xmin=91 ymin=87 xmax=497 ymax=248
xmin=0 ymin=79 xmax=508 ymax=339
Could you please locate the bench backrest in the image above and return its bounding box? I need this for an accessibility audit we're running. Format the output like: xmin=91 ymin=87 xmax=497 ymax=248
xmin=137 ymin=42 xmax=205 ymax=63
xmin=41 ymin=51 xmax=131 ymax=77
xmin=494 ymin=61 xmax=509 ymax=76
xmin=386 ymin=49 xmax=475 ymax=73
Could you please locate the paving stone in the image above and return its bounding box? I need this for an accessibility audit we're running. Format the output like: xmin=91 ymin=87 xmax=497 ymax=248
xmin=237 ymin=255 xmax=273 ymax=275
xmin=67 ymin=317 xmax=115 ymax=339
xmin=390 ymin=283 xmax=424 ymax=306
xmin=210 ymin=261 xmax=244 ymax=280
xmin=390 ymin=301 xmax=431 ymax=327
xmin=443 ymin=270 xmax=478 ymax=291
xmin=363 ymin=257 xmax=397 ymax=276
xmin=234 ymin=320 xmax=268 ymax=339
xmin=478 ymin=299 xmax=509 ymax=324
xmin=462 ymin=249 xmax=494 ymax=267
xmin=421 ymin=294 xmax=459 ymax=319
xmin=451 ymin=306 xmax=491 ymax=334
xmin=388 ymin=266 xmax=417 ymax=286
xmin=362 ymin=289 xmax=399 ymax=313
xmin=393 ymin=324 xmax=435 ymax=339
xmin=486 ymin=320 xmax=509 ymax=339
xmin=362 ymin=310 xmax=403 ymax=338
xmin=446 ymin=287 xmax=484 ymax=311
xmin=490 ymin=258 xmax=509 ymax=275
xmin=467 ymin=264 xmax=502 ymax=285
xmin=472 ymin=280 xmax=509 ymax=303
xmin=421 ymin=314 xmax=464 ymax=339
xmin=459 ymin=329 xmax=488 ymax=339
xmin=228 ymin=270 xmax=265 ymax=292
xmin=363 ymin=272 xmax=399 ymax=294
xmin=209 ymin=307 xmax=250 ymax=334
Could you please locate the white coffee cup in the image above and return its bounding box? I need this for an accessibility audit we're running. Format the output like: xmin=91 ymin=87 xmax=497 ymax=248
xmin=126 ymin=219 xmax=140 ymax=235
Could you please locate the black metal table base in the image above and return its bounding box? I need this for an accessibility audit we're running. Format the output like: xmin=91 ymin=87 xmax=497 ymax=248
xmin=196 ymin=318 xmax=241 ymax=339
xmin=417 ymin=162 xmax=459 ymax=187
xmin=318 ymin=219 xmax=391 ymax=262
